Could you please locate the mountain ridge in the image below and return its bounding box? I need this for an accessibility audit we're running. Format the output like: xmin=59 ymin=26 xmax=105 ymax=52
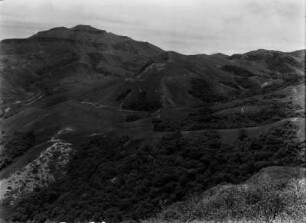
xmin=2 ymin=25 xmax=305 ymax=56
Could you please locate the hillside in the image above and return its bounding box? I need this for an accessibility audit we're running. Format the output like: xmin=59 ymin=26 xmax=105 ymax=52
xmin=143 ymin=166 xmax=306 ymax=223
xmin=0 ymin=25 xmax=305 ymax=222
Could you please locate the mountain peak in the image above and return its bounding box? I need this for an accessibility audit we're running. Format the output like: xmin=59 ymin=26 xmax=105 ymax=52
xmin=70 ymin=25 xmax=105 ymax=33
xmin=30 ymin=25 xmax=106 ymax=39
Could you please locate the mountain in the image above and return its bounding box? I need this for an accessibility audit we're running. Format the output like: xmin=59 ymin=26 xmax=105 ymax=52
xmin=0 ymin=25 xmax=305 ymax=222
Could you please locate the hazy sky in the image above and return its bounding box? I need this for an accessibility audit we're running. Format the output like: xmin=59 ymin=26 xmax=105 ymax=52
xmin=0 ymin=0 xmax=305 ymax=54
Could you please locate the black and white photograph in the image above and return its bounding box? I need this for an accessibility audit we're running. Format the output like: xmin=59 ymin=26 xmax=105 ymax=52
xmin=0 ymin=0 xmax=305 ymax=222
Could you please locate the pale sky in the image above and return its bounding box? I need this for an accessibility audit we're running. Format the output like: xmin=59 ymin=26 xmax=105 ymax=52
xmin=0 ymin=0 xmax=305 ymax=54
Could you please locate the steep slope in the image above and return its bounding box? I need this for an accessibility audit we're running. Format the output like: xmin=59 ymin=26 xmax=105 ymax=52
xmin=144 ymin=166 xmax=306 ymax=223
xmin=0 ymin=25 xmax=162 ymax=103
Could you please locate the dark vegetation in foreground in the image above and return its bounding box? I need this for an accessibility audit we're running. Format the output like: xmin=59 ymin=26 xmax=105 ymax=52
xmin=148 ymin=173 xmax=306 ymax=223
xmin=10 ymin=121 xmax=304 ymax=222
xmin=0 ymin=132 xmax=35 ymax=171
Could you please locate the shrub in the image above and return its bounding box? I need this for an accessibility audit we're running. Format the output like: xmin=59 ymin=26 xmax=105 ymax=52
xmin=125 ymin=114 xmax=141 ymax=122
xmin=11 ymin=123 xmax=303 ymax=222
xmin=0 ymin=131 xmax=36 ymax=170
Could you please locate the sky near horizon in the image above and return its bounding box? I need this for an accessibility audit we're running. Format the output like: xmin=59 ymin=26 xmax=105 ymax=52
xmin=0 ymin=0 xmax=305 ymax=55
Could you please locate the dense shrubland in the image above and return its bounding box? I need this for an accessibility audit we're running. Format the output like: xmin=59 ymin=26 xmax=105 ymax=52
xmin=0 ymin=132 xmax=36 ymax=171
xmin=122 ymin=90 xmax=162 ymax=112
xmin=125 ymin=114 xmax=142 ymax=122
xmin=188 ymin=78 xmax=228 ymax=103
xmin=221 ymin=65 xmax=255 ymax=77
xmin=10 ymin=121 xmax=304 ymax=222
xmin=116 ymin=89 xmax=132 ymax=102
xmin=153 ymin=101 xmax=304 ymax=132
xmin=184 ymin=102 xmax=303 ymax=130
xmin=144 ymin=178 xmax=306 ymax=223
